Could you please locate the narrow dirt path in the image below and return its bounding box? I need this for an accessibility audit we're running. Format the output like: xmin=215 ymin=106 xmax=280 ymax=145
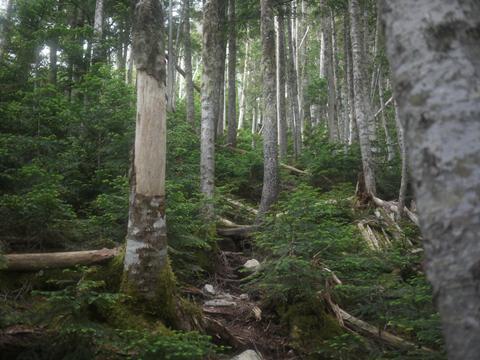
xmin=197 ymin=234 xmax=297 ymax=359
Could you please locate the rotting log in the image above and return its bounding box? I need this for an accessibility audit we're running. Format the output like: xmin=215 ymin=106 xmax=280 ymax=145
xmin=2 ymin=247 xmax=120 ymax=272
xmin=218 ymin=217 xmax=242 ymax=228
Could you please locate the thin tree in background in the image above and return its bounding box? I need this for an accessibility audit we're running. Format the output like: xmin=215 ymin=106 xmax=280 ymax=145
xmin=276 ymin=7 xmax=288 ymax=160
xmin=92 ymin=0 xmax=104 ymax=63
xmin=383 ymin=1 xmax=480 ymax=358
xmin=226 ymin=0 xmax=237 ymax=147
xmin=183 ymin=0 xmax=195 ymax=126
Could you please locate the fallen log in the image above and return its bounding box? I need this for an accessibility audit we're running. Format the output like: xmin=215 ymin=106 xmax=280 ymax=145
xmin=372 ymin=196 xmax=419 ymax=226
xmin=224 ymin=197 xmax=258 ymax=216
xmin=218 ymin=217 xmax=242 ymax=228
xmin=2 ymin=247 xmax=120 ymax=272
xmin=280 ymin=163 xmax=309 ymax=176
xmin=337 ymin=307 xmax=434 ymax=352
xmin=217 ymin=226 xmax=258 ymax=238
xmin=321 ymin=269 xmax=435 ymax=353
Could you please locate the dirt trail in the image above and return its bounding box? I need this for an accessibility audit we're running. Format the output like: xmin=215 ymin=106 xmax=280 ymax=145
xmin=196 ymin=237 xmax=297 ymax=359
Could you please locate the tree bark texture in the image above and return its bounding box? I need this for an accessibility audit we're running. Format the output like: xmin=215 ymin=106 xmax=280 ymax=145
xmin=201 ymin=0 xmax=226 ymax=220
xmin=383 ymin=1 xmax=480 ymax=358
xmin=226 ymin=0 xmax=237 ymax=147
xmin=286 ymin=3 xmax=301 ymax=158
xmin=92 ymin=0 xmax=104 ymax=63
xmin=276 ymin=10 xmax=288 ymax=159
xmin=123 ymin=0 xmax=170 ymax=303
xmin=183 ymin=0 xmax=195 ymax=126
xmin=257 ymin=0 xmax=279 ymax=219
xmin=349 ymin=0 xmax=376 ymax=195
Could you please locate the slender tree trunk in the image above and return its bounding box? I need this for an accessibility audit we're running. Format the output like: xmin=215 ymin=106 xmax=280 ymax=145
xmin=257 ymin=0 xmax=279 ymax=219
xmin=0 ymin=0 xmax=14 ymax=60
xmin=383 ymin=2 xmax=480 ymax=358
xmin=349 ymin=0 xmax=376 ymax=195
xmin=286 ymin=3 xmax=301 ymax=158
xmin=123 ymin=0 xmax=175 ymax=318
xmin=345 ymin=13 xmax=357 ymax=144
xmin=226 ymin=0 xmax=237 ymax=146
xmin=167 ymin=0 xmax=176 ymax=112
xmin=322 ymin=1 xmax=337 ymax=142
xmin=237 ymin=36 xmax=249 ymax=130
xmin=378 ymin=70 xmax=394 ymax=162
xmin=92 ymin=0 xmax=104 ymax=63
xmin=201 ymin=0 xmax=226 ymax=220
xmin=183 ymin=0 xmax=195 ymax=126
xmin=394 ymin=99 xmax=407 ymax=218
xmin=49 ymin=39 xmax=58 ymax=85
xmin=216 ymin=30 xmax=227 ymax=138
xmin=332 ymin=10 xmax=344 ymax=143
xmin=276 ymin=9 xmax=288 ymax=160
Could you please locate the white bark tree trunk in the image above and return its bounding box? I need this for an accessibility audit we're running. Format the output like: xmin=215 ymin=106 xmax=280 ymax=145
xmin=167 ymin=0 xmax=176 ymax=112
xmin=124 ymin=0 xmax=173 ymax=311
xmin=350 ymin=0 xmax=376 ymax=195
xmin=383 ymin=1 xmax=480 ymax=358
xmin=237 ymin=36 xmax=249 ymax=130
xmin=257 ymin=0 xmax=279 ymax=219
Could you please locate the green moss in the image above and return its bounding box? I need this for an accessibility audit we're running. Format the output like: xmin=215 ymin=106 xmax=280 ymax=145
xmin=87 ymin=247 xmax=125 ymax=292
xmin=121 ymin=258 xmax=178 ymax=326
xmin=281 ymin=300 xmax=344 ymax=355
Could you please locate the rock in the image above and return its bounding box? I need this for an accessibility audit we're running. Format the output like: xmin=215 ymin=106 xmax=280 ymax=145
xmin=204 ymin=299 xmax=237 ymax=307
xmin=231 ymin=349 xmax=262 ymax=360
xmin=239 ymin=293 xmax=249 ymax=300
xmin=243 ymin=259 xmax=261 ymax=272
xmin=218 ymin=292 xmax=234 ymax=300
xmin=203 ymin=284 xmax=216 ymax=296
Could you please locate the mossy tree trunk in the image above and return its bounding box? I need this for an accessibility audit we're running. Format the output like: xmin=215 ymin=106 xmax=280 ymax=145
xmin=123 ymin=0 xmax=175 ymax=320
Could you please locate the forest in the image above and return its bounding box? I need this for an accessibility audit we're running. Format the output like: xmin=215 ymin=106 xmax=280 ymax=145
xmin=0 ymin=0 xmax=478 ymax=359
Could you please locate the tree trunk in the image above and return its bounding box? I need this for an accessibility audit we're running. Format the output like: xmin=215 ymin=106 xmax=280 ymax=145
xmin=201 ymin=0 xmax=226 ymax=220
xmin=123 ymin=0 xmax=175 ymax=318
xmin=276 ymin=9 xmax=288 ymax=159
xmin=92 ymin=0 xmax=104 ymax=63
xmin=48 ymin=39 xmax=58 ymax=85
xmin=322 ymin=1 xmax=338 ymax=142
xmin=237 ymin=36 xmax=249 ymax=130
xmin=349 ymin=0 xmax=376 ymax=195
xmin=257 ymin=0 xmax=279 ymax=219
xmin=394 ymin=99 xmax=407 ymax=219
xmin=226 ymin=0 xmax=237 ymax=147
xmin=345 ymin=12 xmax=357 ymax=144
xmin=183 ymin=0 xmax=195 ymax=126
xmin=0 ymin=0 xmax=14 ymax=60
xmin=286 ymin=3 xmax=301 ymax=158
xmin=383 ymin=1 xmax=480 ymax=358
xmin=167 ymin=0 xmax=176 ymax=112
xmin=378 ymin=70 xmax=395 ymax=162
